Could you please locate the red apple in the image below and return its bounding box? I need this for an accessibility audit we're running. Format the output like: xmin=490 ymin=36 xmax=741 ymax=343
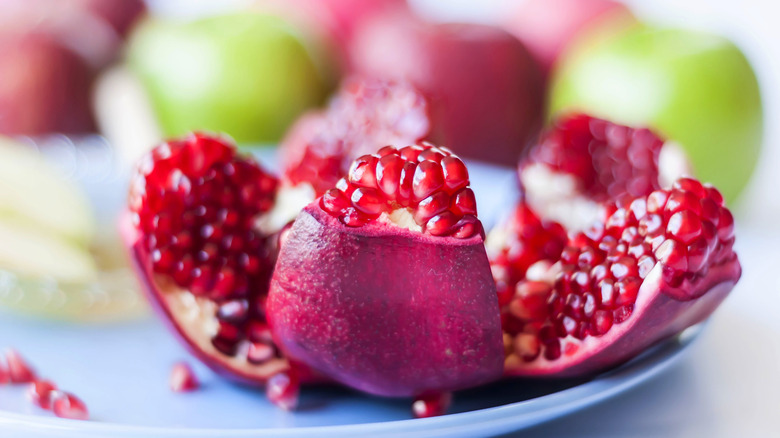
xmin=0 ymin=31 xmax=96 ymax=135
xmin=349 ymin=14 xmax=545 ymax=165
xmin=502 ymin=0 xmax=636 ymax=75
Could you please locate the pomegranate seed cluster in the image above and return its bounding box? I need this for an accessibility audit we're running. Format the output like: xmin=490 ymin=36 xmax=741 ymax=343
xmin=502 ymin=177 xmax=736 ymax=363
xmin=319 ymin=143 xmax=483 ymax=238
xmin=283 ymin=78 xmax=429 ymax=195
xmin=129 ymin=133 xmax=281 ymax=358
xmin=490 ymin=204 xmax=568 ymax=307
xmin=527 ymin=114 xmax=664 ymax=200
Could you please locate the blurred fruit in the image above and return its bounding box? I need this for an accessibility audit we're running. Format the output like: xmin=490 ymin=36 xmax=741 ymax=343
xmin=350 ymin=14 xmax=544 ymax=165
xmin=0 ymin=32 xmax=96 ymax=135
xmin=503 ymin=0 xmax=635 ymax=76
xmin=550 ymin=26 xmax=763 ymax=203
xmin=128 ymin=13 xmax=337 ymax=145
xmin=260 ymin=0 xmax=408 ymax=69
xmin=73 ymin=0 xmax=146 ymax=38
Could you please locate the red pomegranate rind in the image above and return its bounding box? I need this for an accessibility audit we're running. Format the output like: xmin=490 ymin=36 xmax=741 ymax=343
xmin=319 ymin=143 xmax=483 ymax=238
xmin=502 ymin=178 xmax=741 ymax=377
xmin=27 ymin=380 xmax=58 ymax=409
xmin=280 ymin=77 xmax=430 ymax=196
xmin=125 ymin=133 xmax=300 ymax=386
xmin=6 ymin=349 xmax=36 ymax=383
xmin=488 ymin=203 xmax=567 ymax=307
xmin=268 ymin=204 xmax=503 ymax=396
xmin=522 ymin=113 xmax=665 ymax=201
xmin=170 ymin=362 xmax=199 ymax=392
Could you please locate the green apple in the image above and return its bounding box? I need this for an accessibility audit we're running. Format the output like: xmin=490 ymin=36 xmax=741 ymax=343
xmin=549 ymin=26 xmax=763 ymax=204
xmin=128 ymin=12 xmax=336 ymax=145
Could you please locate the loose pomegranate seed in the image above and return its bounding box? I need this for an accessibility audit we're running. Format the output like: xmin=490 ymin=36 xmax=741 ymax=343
xmin=494 ymin=177 xmax=738 ymax=362
xmin=319 ymin=143 xmax=484 ymax=239
xmin=5 ymin=349 xmax=36 ymax=383
xmin=50 ymin=391 xmax=89 ymax=421
xmin=27 ymin=380 xmax=58 ymax=409
xmin=130 ymin=133 xmax=285 ymax=367
xmin=170 ymin=362 xmax=199 ymax=392
xmin=0 ymin=361 xmax=8 ymax=384
xmin=266 ymin=371 xmax=299 ymax=411
xmin=412 ymin=392 xmax=453 ymax=418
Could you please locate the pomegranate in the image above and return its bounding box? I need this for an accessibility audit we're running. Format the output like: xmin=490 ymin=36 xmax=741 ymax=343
xmin=412 ymin=393 xmax=453 ymax=419
xmin=280 ymin=77 xmax=430 ymax=196
xmin=123 ymin=133 xmax=306 ymax=387
xmin=170 ymin=362 xmax=199 ymax=392
xmin=267 ymin=143 xmax=503 ymax=399
xmin=490 ymin=115 xmax=740 ymax=377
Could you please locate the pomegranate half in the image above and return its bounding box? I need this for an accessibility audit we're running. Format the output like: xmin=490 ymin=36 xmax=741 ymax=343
xmin=123 ymin=133 xmax=304 ymax=386
xmin=489 ymin=114 xmax=741 ymax=377
xmin=267 ymin=143 xmax=504 ymax=397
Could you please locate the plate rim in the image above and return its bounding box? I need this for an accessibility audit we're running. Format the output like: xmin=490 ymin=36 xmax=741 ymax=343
xmin=0 ymin=324 xmax=702 ymax=438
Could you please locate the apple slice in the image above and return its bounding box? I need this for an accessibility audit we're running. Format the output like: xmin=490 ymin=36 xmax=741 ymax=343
xmin=0 ymin=220 xmax=96 ymax=284
xmin=0 ymin=137 xmax=94 ymax=245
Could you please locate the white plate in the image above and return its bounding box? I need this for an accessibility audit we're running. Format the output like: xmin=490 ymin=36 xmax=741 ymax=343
xmin=0 ymin=140 xmax=699 ymax=437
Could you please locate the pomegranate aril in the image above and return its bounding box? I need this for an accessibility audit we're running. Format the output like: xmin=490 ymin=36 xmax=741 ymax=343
xmin=51 ymin=391 xmax=89 ymax=420
xmin=655 ymin=239 xmax=688 ymax=272
xmin=613 ymin=305 xmax=633 ymax=324
xmin=418 ymin=148 xmax=446 ymax=163
xmin=673 ymin=177 xmax=706 ymax=198
xmin=348 ymin=155 xmax=379 ymax=188
xmin=399 ymin=145 xmax=424 ymax=161
xmin=441 ymin=156 xmax=469 ymax=191
xmin=27 ymin=380 xmax=58 ymax=409
xmin=351 ymin=188 xmax=384 ymax=216
xmin=416 ymin=192 xmax=450 ymax=223
xmin=646 ymin=190 xmax=669 ymax=213
xmin=591 ymin=310 xmax=613 ymax=336
xmin=170 ymin=362 xmax=199 ymax=392
xmin=425 ymin=212 xmax=458 ymax=236
xmin=216 ymin=299 xmax=249 ymax=323
xmin=266 ymin=371 xmax=299 ymax=411
xmin=247 ymin=342 xmax=276 ymax=364
xmin=412 ymin=160 xmax=445 ymax=201
xmin=717 ymin=209 xmax=735 ymax=240
xmin=514 ymin=333 xmax=541 ymax=361
xmin=6 ymin=349 xmax=36 ymax=383
xmin=509 ymin=281 xmax=551 ymax=321
xmin=376 ymin=154 xmax=404 ymax=196
xmin=667 ymin=211 xmax=703 ymax=244
xmin=543 ymin=339 xmax=562 ymax=360
xmin=412 ymin=392 xmax=453 ymax=418
xmin=451 ymin=188 xmax=477 ymax=216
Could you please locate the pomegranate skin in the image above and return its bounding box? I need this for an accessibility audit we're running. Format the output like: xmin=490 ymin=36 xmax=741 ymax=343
xmin=267 ymin=204 xmax=504 ymax=397
xmin=506 ymin=263 xmax=740 ymax=377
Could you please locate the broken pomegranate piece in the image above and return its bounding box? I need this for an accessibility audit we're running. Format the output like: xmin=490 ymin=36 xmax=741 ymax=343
xmin=279 ymin=77 xmax=430 ymax=196
xmin=491 ymin=115 xmax=740 ymax=377
xmin=123 ymin=133 xmax=303 ymax=386
xmin=267 ymin=143 xmax=503 ymax=400
xmin=519 ymin=113 xmax=690 ymax=231
xmin=5 ymin=349 xmax=37 ymax=383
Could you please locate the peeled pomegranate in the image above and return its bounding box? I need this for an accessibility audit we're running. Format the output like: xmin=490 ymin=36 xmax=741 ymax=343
xmin=489 ymin=114 xmax=741 ymax=377
xmin=267 ymin=143 xmax=504 ymax=397
xmin=123 ymin=133 xmax=302 ymax=386
xmin=280 ymin=76 xmax=430 ymax=196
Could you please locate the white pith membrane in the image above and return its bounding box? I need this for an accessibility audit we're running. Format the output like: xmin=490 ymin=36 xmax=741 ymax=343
xmin=149 ymin=185 xmax=310 ymax=381
xmin=384 ymin=208 xmax=423 ymax=233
